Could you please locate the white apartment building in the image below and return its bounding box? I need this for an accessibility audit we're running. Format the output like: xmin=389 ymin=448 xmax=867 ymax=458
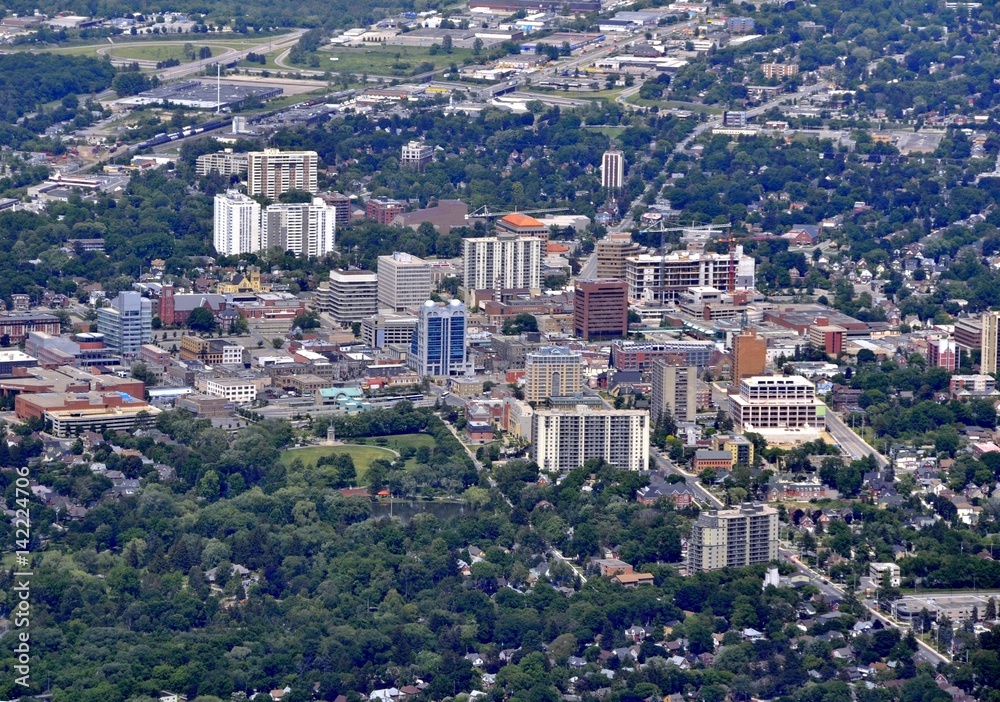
xmin=401 ymin=140 xmax=434 ymax=170
xmin=214 ymin=191 xmax=262 ymax=256
xmin=601 ymin=149 xmax=624 ymax=190
xmin=316 ymin=269 xmax=378 ymax=325
xmin=462 ymin=234 xmax=542 ymax=300
xmin=203 ymin=378 xmax=261 ymax=403
xmin=377 ymin=252 xmax=432 ymax=311
xmin=688 ymin=503 xmax=778 ymax=572
xmin=246 ymin=149 xmax=318 ymax=199
xmin=524 ymin=346 xmax=583 ymax=402
xmin=262 ymin=198 xmax=337 ymax=257
xmin=625 ymin=247 xmax=755 ymax=301
xmin=728 ymin=375 xmax=825 ymax=433
xmin=196 ymin=150 xmax=249 ymax=177
xmin=531 ymin=407 xmax=649 ymax=472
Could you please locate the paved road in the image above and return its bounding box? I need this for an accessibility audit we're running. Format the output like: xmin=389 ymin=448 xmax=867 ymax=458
xmin=155 ymin=29 xmax=307 ymax=81
xmin=783 ymin=552 xmax=948 ymax=665
xmin=650 ymin=450 xmax=724 ymax=508
xmin=825 ymin=411 xmax=890 ymax=468
xmin=579 ymin=251 xmax=598 ymax=279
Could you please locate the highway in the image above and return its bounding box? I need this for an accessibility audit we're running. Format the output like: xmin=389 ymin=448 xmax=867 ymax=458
xmin=155 ymin=29 xmax=307 ymax=81
xmin=825 ymin=411 xmax=890 ymax=468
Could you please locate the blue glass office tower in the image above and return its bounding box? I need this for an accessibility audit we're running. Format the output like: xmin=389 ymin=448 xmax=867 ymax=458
xmin=409 ymin=300 xmax=472 ymax=376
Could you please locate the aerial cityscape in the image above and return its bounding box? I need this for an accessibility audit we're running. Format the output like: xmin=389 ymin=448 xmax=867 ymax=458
xmin=2 ymin=0 xmax=1000 ymax=700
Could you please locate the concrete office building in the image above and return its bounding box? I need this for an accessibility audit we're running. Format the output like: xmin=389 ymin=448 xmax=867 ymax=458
xmin=317 ymin=269 xmax=378 ymax=325
xmin=596 ymin=233 xmax=643 ymax=280
xmin=246 ymin=149 xmax=318 ymax=199
xmin=408 ymin=299 xmax=472 ymax=377
xmin=688 ymin=503 xmax=778 ymax=572
xmin=532 ymin=407 xmax=649 ymax=472
xmin=360 ymin=312 xmax=418 ymax=348
xmin=462 ymin=234 xmax=542 ymax=299
xmin=214 ymin=191 xmax=261 ymax=256
xmin=401 ymin=140 xmax=434 ymax=171
xmin=377 ymin=252 xmax=433 ymax=311
xmin=262 ymin=198 xmax=337 ymax=257
xmin=982 ymin=311 xmax=1000 ymax=374
xmin=650 ymin=360 xmax=697 ymax=423
xmin=626 ymin=248 xmax=755 ymax=300
xmin=729 ymin=375 xmax=825 ymax=433
xmin=574 ymin=279 xmax=628 ymax=340
xmin=732 ymin=328 xmax=767 ymax=382
xmin=524 ymin=346 xmax=584 ymax=402
xmin=97 ymin=291 xmax=152 ymax=358
xmin=601 ymin=149 xmax=625 ymax=191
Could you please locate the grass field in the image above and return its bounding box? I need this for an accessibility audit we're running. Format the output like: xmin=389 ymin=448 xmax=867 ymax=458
xmin=282 ymin=444 xmax=397 ymax=481
xmin=108 ymin=44 xmax=204 ymax=62
xmin=307 ymin=45 xmax=475 ymax=76
xmin=351 ymin=433 xmax=436 ymax=452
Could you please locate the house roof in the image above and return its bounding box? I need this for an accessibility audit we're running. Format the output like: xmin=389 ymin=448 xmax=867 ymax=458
xmin=502 ymin=213 xmax=545 ymax=228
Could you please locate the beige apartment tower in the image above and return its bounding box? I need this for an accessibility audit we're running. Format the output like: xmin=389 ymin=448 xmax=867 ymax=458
xmin=650 ymin=360 xmax=697 ymax=423
xmin=981 ymin=311 xmax=1000 ymax=374
xmin=524 ymin=346 xmax=584 ymax=402
xmin=688 ymin=503 xmax=778 ymax=572
xmin=596 ymin=233 xmax=643 ymax=280
xmin=247 ymin=149 xmax=319 ymax=199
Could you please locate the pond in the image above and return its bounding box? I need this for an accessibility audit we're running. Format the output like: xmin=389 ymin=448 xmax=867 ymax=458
xmin=369 ymin=500 xmax=473 ymax=524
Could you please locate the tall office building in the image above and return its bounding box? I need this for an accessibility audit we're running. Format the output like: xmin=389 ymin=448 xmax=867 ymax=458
xmin=981 ymin=311 xmax=1000 ymax=374
xmin=531 ymin=407 xmax=649 ymax=472
xmin=601 ymin=149 xmax=625 ymax=191
xmin=732 ymin=328 xmax=767 ymax=383
xmin=728 ymin=375 xmax=825 ymax=433
xmin=214 ymin=191 xmax=262 ymax=256
xmin=377 ymin=252 xmax=432 ymax=311
xmin=462 ymin=235 xmax=542 ymax=299
xmin=97 ymin=292 xmax=152 ymax=358
xmin=574 ymin=279 xmax=628 ymax=340
xmin=246 ymin=149 xmax=318 ymax=199
xmin=262 ymin=198 xmax=337 ymax=257
xmin=688 ymin=503 xmax=778 ymax=572
xmin=524 ymin=346 xmax=584 ymax=402
xmin=650 ymin=360 xmax=697 ymax=423
xmin=409 ymin=300 xmax=472 ymax=377
xmin=317 ymin=269 xmax=378 ymax=326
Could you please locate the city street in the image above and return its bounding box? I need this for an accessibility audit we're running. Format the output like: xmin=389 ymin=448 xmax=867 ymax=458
xmin=825 ymin=411 xmax=890 ymax=468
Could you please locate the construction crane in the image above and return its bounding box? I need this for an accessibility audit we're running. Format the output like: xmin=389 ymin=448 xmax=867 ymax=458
xmin=466 ymin=205 xmax=570 ymax=220
xmin=637 ymin=220 xmax=731 ymax=303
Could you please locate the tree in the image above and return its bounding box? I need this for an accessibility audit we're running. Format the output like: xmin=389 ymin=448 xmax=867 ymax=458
xmin=131 ymin=362 xmax=155 ymax=387
xmin=442 ymin=34 xmax=453 ymax=54
xmin=501 ymin=313 xmax=539 ymax=335
xmin=187 ymin=306 xmax=217 ymax=333
xmin=293 ymin=311 xmax=320 ymax=330
xmin=473 ymin=37 xmax=484 ymax=56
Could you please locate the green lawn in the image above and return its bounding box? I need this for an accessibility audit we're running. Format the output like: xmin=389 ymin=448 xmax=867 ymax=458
xmin=107 ymin=43 xmax=239 ymax=62
xmin=282 ymin=444 xmax=397 ymax=481
xmin=305 ymin=45 xmax=475 ymax=76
